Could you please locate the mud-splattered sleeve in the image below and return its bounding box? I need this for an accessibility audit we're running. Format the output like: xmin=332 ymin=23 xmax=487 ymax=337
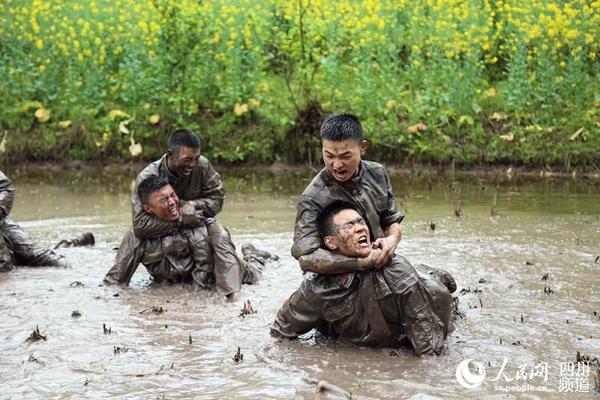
xmin=379 ymin=170 xmax=404 ymax=229
xmin=291 ymin=194 xmax=324 ymax=260
xmin=186 ymin=158 xmax=225 ymax=218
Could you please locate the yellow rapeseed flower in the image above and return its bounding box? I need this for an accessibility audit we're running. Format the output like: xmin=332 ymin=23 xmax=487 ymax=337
xmin=234 ymin=103 xmax=248 ymax=116
xmin=35 ymin=107 xmax=50 ymax=123
xmin=565 ymin=29 xmax=578 ymax=41
xmin=58 ymin=120 xmax=72 ymax=129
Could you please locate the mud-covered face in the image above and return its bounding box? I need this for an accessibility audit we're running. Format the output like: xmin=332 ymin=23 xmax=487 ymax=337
xmin=168 ymin=146 xmax=201 ymax=177
xmin=322 ymin=139 xmax=367 ymax=183
xmin=143 ymin=184 xmax=180 ymax=221
xmin=324 ymin=208 xmax=371 ymax=258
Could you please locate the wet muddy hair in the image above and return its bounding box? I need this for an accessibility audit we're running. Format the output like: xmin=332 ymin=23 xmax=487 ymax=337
xmin=167 ymin=129 xmax=201 ymax=152
xmin=320 ymin=113 xmax=363 ymax=142
xmin=318 ymin=200 xmax=358 ymax=238
xmin=138 ymin=176 xmax=170 ymax=205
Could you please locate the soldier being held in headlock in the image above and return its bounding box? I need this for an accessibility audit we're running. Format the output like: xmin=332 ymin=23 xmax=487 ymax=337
xmin=104 ymin=176 xmax=272 ymax=288
xmin=104 ymin=130 xmax=276 ymax=297
xmin=0 ymin=170 xmax=69 ymax=272
xmin=290 ymin=113 xmax=456 ymax=289
xmin=272 ymin=201 xmax=453 ymax=354
xmin=272 ymin=113 xmax=457 ymax=354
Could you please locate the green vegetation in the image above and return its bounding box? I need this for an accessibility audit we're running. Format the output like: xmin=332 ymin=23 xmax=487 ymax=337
xmin=0 ymin=0 xmax=598 ymax=170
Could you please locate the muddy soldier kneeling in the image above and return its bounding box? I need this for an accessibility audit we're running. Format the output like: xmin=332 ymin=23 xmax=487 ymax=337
xmin=274 ymin=113 xmax=457 ymax=354
xmin=105 ymin=129 xmax=273 ymax=298
xmin=0 ymin=170 xmax=69 ymax=271
xmin=104 ymin=176 xmax=271 ymax=288
xmin=272 ymin=202 xmax=453 ymax=355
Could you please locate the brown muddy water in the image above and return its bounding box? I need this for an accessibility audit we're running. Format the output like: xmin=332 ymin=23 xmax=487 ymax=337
xmin=0 ymin=167 xmax=599 ymax=399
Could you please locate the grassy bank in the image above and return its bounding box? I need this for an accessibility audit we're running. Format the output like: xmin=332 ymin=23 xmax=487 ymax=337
xmin=1 ymin=0 xmax=599 ymax=170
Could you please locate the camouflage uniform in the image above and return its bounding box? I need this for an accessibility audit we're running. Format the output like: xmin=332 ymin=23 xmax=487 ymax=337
xmin=272 ymin=160 xmax=452 ymax=354
xmin=104 ymin=155 xmax=261 ymax=293
xmin=0 ymin=170 xmax=67 ymax=272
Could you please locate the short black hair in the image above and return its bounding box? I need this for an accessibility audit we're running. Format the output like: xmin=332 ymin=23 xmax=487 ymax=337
xmin=137 ymin=176 xmax=170 ymax=205
xmin=320 ymin=113 xmax=363 ymax=142
xmin=167 ymin=129 xmax=201 ymax=151
xmin=317 ymin=200 xmax=358 ymax=238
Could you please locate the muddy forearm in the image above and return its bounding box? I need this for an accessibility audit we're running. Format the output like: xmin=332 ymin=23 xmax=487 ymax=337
xmin=133 ymin=211 xmax=179 ymax=238
xmin=298 ymin=248 xmax=367 ymax=274
xmin=185 ymin=198 xmax=223 ymax=219
xmin=385 ymin=223 xmax=402 ymax=246
xmin=103 ymin=260 xmax=137 ymax=286
xmin=196 ymin=159 xmax=225 ymax=217
xmin=103 ymin=266 xmax=128 ymax=285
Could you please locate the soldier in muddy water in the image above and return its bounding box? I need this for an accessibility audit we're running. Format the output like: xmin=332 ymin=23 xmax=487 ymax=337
xmin=272 ymin=201 xmax=455 ymax=354
xmin=0 ymin=170 xmax=71 ymax=272
xmin=103 ymin=175 xmax=273 ymax=292
xmin=103 ymin=129 xmax=276 ymax=299
xmin=272 ymin=113 xmax=457 ymax=353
